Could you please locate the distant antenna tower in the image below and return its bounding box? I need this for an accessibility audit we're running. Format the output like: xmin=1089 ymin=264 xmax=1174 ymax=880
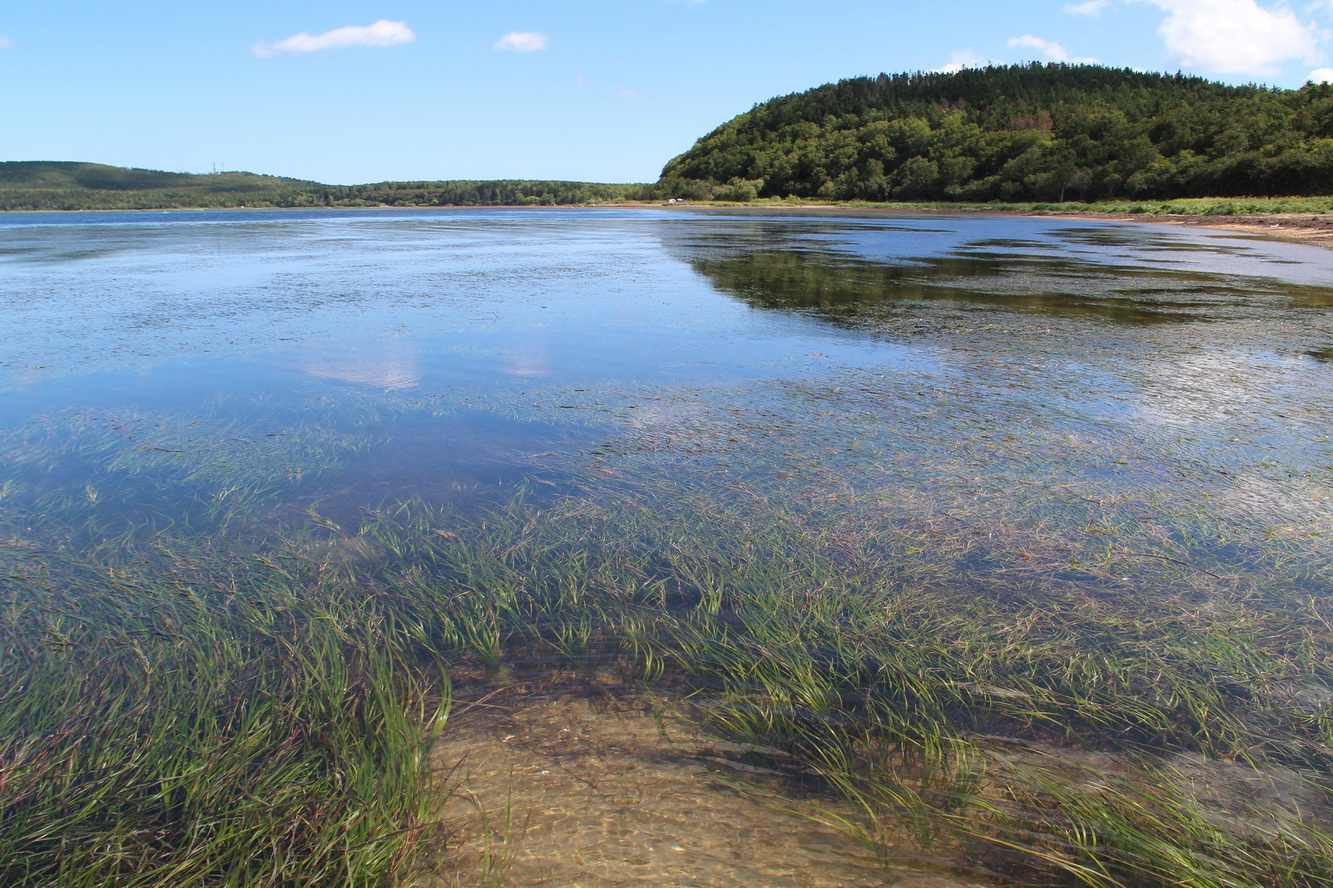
xmin=213 ymin=162 xmax=219 ymax=175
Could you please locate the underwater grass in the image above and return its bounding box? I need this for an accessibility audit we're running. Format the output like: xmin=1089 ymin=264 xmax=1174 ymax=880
xmin=5 ymin=485 xmax=1332 ymax=887
xmin=387 ymin=478 xmax=1333 ymax=888
xmin=0 ymin=537 xmax=451 ymax=887
xmin=2 ymin=362 xmax=1332 ymax=887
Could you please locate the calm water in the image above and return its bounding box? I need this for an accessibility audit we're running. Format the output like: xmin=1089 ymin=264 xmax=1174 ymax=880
xmin=2 ymin=208 xmax=1330 ymax=572
xmin=5 ymin=207 xmax=1333 ymax=886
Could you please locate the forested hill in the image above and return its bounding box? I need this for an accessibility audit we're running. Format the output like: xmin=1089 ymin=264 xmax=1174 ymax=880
xmin=0 ymin=162 xmax=640 ymax=210
xmin=0 ymin=162 xmax=323 ymax=209
xmin=657 ymin=63 xmax=1333 ymax=202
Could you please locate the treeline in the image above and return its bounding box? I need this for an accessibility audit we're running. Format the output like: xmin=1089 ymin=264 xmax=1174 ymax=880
xmin=320 ymin=179 xmax=639 ymax=207
xmin=654 ymin=63 xmax=1333 ymax=202
xmin=0 ymin=162 xmax=642 ymax=211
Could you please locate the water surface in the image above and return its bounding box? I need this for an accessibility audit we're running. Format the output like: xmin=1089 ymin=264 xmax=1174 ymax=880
xmin=4 ymin=207 xmax=1328 ymax=570
xmin=3 ymin=207 xmax=1332 ymax=886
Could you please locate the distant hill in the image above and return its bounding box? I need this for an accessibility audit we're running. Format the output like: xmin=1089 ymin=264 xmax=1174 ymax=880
xmin=0 ymin=162 xmax=642 ymax=210
xmin=0 ymin=162 xmax=322 ymax=210
xmin=656 ymin=63 xmax=1333 ymax=202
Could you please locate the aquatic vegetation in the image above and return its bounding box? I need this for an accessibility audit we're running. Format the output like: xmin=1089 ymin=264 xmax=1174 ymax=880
xmin=0 ymin=545 xmax=449 ymax=887
xmin=8 ymin=393 xmax=1331 ymax=886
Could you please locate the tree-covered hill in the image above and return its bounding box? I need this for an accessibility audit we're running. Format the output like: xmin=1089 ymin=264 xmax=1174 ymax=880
xmin=0 ymin=162 xmax=322 ymax=209
xmin=656 ymin=63 xmax=1333 ymax=202
xmin=0 ymin=162 xmax=642 ymax=210
xmin=0 ymin=161 xmax=316 ymax=192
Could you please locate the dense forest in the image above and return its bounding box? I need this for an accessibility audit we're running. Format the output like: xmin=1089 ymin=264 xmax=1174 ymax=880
xmin=0 ymin=162 xmax=639 ymax=211
xmin=655 ymin=63 xmax=1333 ymax=202
xmin=323 ymin=179 xmax=637 ymax=208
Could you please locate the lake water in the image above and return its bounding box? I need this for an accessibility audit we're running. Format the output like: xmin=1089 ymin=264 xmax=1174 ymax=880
xmin=3 ymin=208 xmax=1330 ymax=571
xmin=3 ymin=208 xmax=1332 ymax=887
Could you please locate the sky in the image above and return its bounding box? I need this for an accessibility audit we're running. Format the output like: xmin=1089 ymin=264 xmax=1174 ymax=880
xmin=4 ymin=0 xmax=1333 ymax=185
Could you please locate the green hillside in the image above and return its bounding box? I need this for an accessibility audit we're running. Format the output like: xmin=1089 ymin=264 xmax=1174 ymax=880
xmin=0 ymin=162 xmax=641 ymax=210
xmin=0 ymin=162 xmax=322 ymax=210
xmin=656 ymin=63 xmax=1333 ymax=202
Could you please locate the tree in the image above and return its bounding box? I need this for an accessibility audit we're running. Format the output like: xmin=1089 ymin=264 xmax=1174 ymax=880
xmin=657 ymin=63 xmax=1333 ymax=202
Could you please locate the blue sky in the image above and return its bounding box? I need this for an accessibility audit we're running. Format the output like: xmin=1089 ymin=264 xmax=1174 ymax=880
xmin=4 ymin=0 xmax=1333 ymax=185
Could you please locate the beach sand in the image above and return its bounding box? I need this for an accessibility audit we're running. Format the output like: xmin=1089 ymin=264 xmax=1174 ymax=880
xmin=1036 ymin=211 xmax=1333 ymax=249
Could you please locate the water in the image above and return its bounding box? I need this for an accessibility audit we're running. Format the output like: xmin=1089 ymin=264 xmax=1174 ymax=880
xmin=3 ymin=207 xmax=1332 ymax=886
xmin=5 ymin=207 xmax=1327 ymax=570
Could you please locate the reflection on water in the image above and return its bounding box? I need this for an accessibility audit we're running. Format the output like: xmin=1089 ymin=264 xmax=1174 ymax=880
xmin=3 ymin=202 xmax=1332 ymax=604
xmin=681 ymin=245 xmax=1208 ymax=322
xmin=296 ymin=409 xmax=595 ymax=526
xmin=302 ymin=336 xmax=423 ymax=389
xmin=667 ymin=220 xmax=1333 ymax=324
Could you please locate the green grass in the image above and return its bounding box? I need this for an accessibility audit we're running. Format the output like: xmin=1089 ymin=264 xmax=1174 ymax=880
xmin=3 ymin=380 xmax=1332 ymax=887
xmin=0 ymin=545 xmax=450 ymax=887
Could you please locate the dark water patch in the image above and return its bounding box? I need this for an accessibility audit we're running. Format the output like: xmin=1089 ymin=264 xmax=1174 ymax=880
xmin=1052 ymin=225 xmax=1255 ymax=253
xmin=680 ymin=247 xmax=1223 ymax=323
xmin=292 ymin=408 xmax=601 ymax=527
xmin=0 ymin=392 xmax=605 ymax=558
xmin=1308 ymin=346 xmax=1333 ymax=363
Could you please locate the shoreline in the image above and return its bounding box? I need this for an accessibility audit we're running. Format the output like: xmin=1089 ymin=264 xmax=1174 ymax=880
xmin=1007 ymin=209 xmax=1333 ymax=249
xmin=634 ymin=201 xmax=1333 ymax=250
xmin=7 ymin=201 xmax=1333 ymax=250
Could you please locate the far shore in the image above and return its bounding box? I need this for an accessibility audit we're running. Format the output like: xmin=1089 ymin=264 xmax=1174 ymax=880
xmin=7 ymin=200 xmax=1333 ymax=250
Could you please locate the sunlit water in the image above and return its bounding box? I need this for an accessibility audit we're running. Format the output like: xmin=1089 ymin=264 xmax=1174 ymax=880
xmin=3 ymin=207 xmax=1330 ymax=565
xmin=3 ymin=208 xmax=1332 ymax=885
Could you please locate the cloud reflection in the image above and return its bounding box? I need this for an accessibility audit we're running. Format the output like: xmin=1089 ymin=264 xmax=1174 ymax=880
xmin=303 ymin=340 xmax=421 ymax=389
xmin=501 ymin=343 xmax=552 ymax=377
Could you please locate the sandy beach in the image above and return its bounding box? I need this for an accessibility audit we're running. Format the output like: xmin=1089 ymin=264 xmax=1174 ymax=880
xmin=1035 ymin=211 xmax=1333 ymax=249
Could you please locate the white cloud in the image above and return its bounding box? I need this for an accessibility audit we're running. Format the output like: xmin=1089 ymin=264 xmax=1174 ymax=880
xmin=493 ymin=31 xmax=549 ymax=52
xmin=1309 ymin=66 xmax=1333 ymax=80
xmin=934 ymin=50 xmax=991 ymax=73
xmin=253 ymin=20 xmax=415 ymax=57
xmin=615 ymin=88 xmax=644 ymax=98
xmin=1128 ymin=0 xmax=1320 ymax=74
xmin=1007 ymin=34 xmax=1099 ymax=63
xmin=1065 ymin=0 xmax=1112 ymax=13
xmin=0 ymin=36 xmax=13 ymax=50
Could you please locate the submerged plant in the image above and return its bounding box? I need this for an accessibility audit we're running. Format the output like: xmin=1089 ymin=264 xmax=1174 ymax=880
xmin=3 ymin=314 xmax=1332 ymax=887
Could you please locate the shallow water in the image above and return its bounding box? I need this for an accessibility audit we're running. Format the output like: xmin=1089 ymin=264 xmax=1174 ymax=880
xmin=3 ymin=208 xmax=1329 ymax=527
xmin=3 ymin=207 xmax=1332 ymax=885
xmin=10 ymin=208 xmax=1328 ymax=570
xmin=427 ymin=675 xmax=997 ymax=888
